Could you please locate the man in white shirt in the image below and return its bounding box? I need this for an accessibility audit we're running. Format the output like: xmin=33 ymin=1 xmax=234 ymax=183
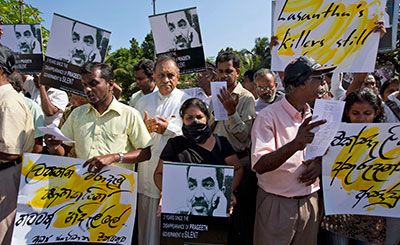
xmin=23 ymin=74 xmax=68 ymax=126
xmin=135 ymin=56 xmax=190 ymax=245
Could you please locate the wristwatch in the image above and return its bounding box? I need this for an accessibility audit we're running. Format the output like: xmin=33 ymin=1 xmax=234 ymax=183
xmin=118 ymin=152 xmax=124 ymax=163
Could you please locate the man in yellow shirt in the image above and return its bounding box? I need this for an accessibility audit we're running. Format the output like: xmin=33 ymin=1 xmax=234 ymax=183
xmin=46 ymin=62 xmax=153 ymax=171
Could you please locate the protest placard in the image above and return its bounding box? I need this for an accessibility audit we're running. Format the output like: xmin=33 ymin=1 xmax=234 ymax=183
xmin=149 ymin=7 xmax=206 ymax=74
xmin=271 ymin=0 xmax=386 ymax=72
xmin=322 ymin=123 xmax=400 ymax=217
xmin=161 ymin=162 xmax=233 ymax=244
xmin=0 ymin=24 xmax=43 ymax=74
xmin=41 ymin=13 xmax=111 ymax=96
xmin=12 ymin=153 xmax=137 ymax=244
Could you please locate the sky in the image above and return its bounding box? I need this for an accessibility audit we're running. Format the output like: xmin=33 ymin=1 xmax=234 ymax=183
xmin=28 ymin=0 xmax=273 ymax=59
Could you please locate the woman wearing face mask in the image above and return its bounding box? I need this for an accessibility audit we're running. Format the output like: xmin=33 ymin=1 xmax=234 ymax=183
xmin=154 ymin=98 xmax=244 ymax=204
xmin=321 ymin=88 xmax=386 ymax=244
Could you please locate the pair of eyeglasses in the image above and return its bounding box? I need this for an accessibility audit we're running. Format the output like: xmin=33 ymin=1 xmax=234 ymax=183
xmin=309 ymin=75 xmax=324 ymax=80
xmin=257 ymin=86 xmax=274 ymax=92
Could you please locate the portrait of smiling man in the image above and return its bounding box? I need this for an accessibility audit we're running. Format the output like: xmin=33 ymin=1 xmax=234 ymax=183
xmin=165 ymin=9 xmax=201 ymax=51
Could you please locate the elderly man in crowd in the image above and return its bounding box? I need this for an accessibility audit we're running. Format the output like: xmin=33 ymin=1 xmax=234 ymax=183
xmin=251 ymin=56 xmax=333 ymax=244
xmin=135 ymin=56 xmax=190 ymax=245
xmin=0 ymin=45 xmax=34 ymax=245
xmin=254 ymin=68 xmax=284 ymax=114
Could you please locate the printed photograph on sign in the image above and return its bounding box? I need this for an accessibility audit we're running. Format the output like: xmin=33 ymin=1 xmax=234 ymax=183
xmin=150 ymin=8 xmax=202 ymax=53
xmin=0 ymin=24 xmax=42 ymax=54
xmin=41 ymin=14 xmax=111 ymax=95
xmin=12 ymin=153 xmax=137 ymax=244
xmin=149 ymin=8 xmax=206 ymax=74
xmin=162 ymin=162 xmax=234 ymax=217
xmin=46 ymin=14 xmax=110 ymax=66
xmin=271 ymin=0 xmax=387 ymax=72
xmin=0 ymin=24 xmax=44 ymax=74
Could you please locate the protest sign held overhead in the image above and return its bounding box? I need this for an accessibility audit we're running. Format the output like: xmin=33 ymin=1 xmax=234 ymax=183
xmin=12 ymin=153 xmax=137 ymax=244
xmin=161 ymin=162 xmax=233 ymax=244
xmin=41 ymin=13 xmax=111 ymax=96
xmin=322 ymin=123 xmax=400 ymax=217
xmin=150 ymin=7 xmax=206 ymax=74
xmin=0 ymin=24 xmax=43 ymax=74
xmin=271 ymin=0 xmax=387 ymax=72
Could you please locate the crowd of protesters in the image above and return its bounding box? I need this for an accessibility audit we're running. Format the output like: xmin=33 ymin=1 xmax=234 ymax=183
xmin=0 ymin=18 xmax=399 ymax=245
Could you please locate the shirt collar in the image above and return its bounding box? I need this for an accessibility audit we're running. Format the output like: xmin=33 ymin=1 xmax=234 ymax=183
xmin=86 ymin=97 xmax=122 ymax=116
xmin=157 ymin=87 xmax=177 ymax=100
xmin=232 ymin=82 xmax=245 ymax=95
xmin=281 ymin=96 xmax=311 ymax=121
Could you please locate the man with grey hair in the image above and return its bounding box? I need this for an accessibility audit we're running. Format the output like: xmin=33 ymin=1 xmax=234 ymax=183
xmin=135 ymin=55 xmax=190 ymax=245
xmin=254 ymin=68 xmax=284 ymax=115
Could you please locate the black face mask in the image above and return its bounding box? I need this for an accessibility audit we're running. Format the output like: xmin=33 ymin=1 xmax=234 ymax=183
xmin=182 ymin=120 xmax=212 ymax=144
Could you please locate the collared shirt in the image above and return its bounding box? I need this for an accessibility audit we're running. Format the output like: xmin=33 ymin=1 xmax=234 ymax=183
xmin=23 ymin=76 xmax=68 ymax=126
xmin=61 ymin=98 xmax=153 ymax=170
xmin=251 ymin=96 xmax=319 ymax=198
xmin=209 ymin=82 xmax=255 ymax=152
xmin=0 ymin=84 xmax=34 ymax=161
xmin=135 ymin=88 xmax=190 ymax=198
xmin=20 ymin=93 xmax=45 ymax=138
xmin=130 ymin=87 xmax=158 ymax=108
xmin=182 ymin=87 xmax=211 ymax=107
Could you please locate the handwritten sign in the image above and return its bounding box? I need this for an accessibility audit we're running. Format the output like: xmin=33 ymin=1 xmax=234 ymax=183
xmin=322 ymin=123 xmax=400 ymax=217
xmin=12 ymin=153 xmax=137 ymax=244
xmin=272 ymin=0 xmax=386 ymax=72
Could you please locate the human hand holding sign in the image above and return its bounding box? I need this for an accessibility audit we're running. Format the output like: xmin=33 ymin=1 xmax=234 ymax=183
xmin=217 ymin=87 xmax=239 ymax=116
xmin=83 ymin=154 xmax=118 ymax=173
xmin=292 ymin=117 xmax=326 ymax=151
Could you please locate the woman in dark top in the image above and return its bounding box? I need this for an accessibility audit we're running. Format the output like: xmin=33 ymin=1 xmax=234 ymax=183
xmin=154 ymin=98 xmax=244 ymax=202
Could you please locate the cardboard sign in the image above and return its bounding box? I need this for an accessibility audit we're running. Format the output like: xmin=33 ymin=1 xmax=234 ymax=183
xmin=0 ymin=24 xmax=44 ymax=74
xmin=271 ymin=0 xmax=386 ymax=72
xmin=150 ymin=8 xmax=206 ymax=74
xmin=322 ymin=123 xmax=400 ymax=217
xmin=41 ymin=13 xmax=111 ymax=95
xmin=161 ymin=162 xmax=234 ymax=244
xmin=12 ymin=153 xmax=137 ymax=244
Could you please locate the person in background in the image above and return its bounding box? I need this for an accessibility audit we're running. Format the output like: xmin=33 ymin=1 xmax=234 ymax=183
xmin=23 ymin=74 xmax=68 ymax=127
xmin=380 ymin=78 xmax=399 ymax=102
xmin=0 ymin=45 xmax=34 ymax=245
xmin=130 ymin=59 xmax=156 ymax=108
xmin=8 ymin=71 xmax=44 ymax=153
xmin=183 ymin=61 xmax=216 ymax=107
xmin=242 ymin=69 xmax=258 ymax=100
xmin=254 ymin=68 xmax=284 ymax=114
xmin=321 ymin=88 xmax=386 ymax=245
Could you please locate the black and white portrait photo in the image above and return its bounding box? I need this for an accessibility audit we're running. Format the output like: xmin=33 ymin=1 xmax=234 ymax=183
xmin=0 ymin=24 xmax=42 ymax=54
xmin=150 ymin=8 xmax=202 ymax=54
xmin=162 ymin=162 xmax=233 ymax=218
xmin=46 ymin=14 xmax=110 ymax=67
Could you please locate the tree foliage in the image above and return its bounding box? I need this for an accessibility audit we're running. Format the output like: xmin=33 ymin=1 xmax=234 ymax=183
xmin=105 ymin=33 xmax=155 ymax=100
